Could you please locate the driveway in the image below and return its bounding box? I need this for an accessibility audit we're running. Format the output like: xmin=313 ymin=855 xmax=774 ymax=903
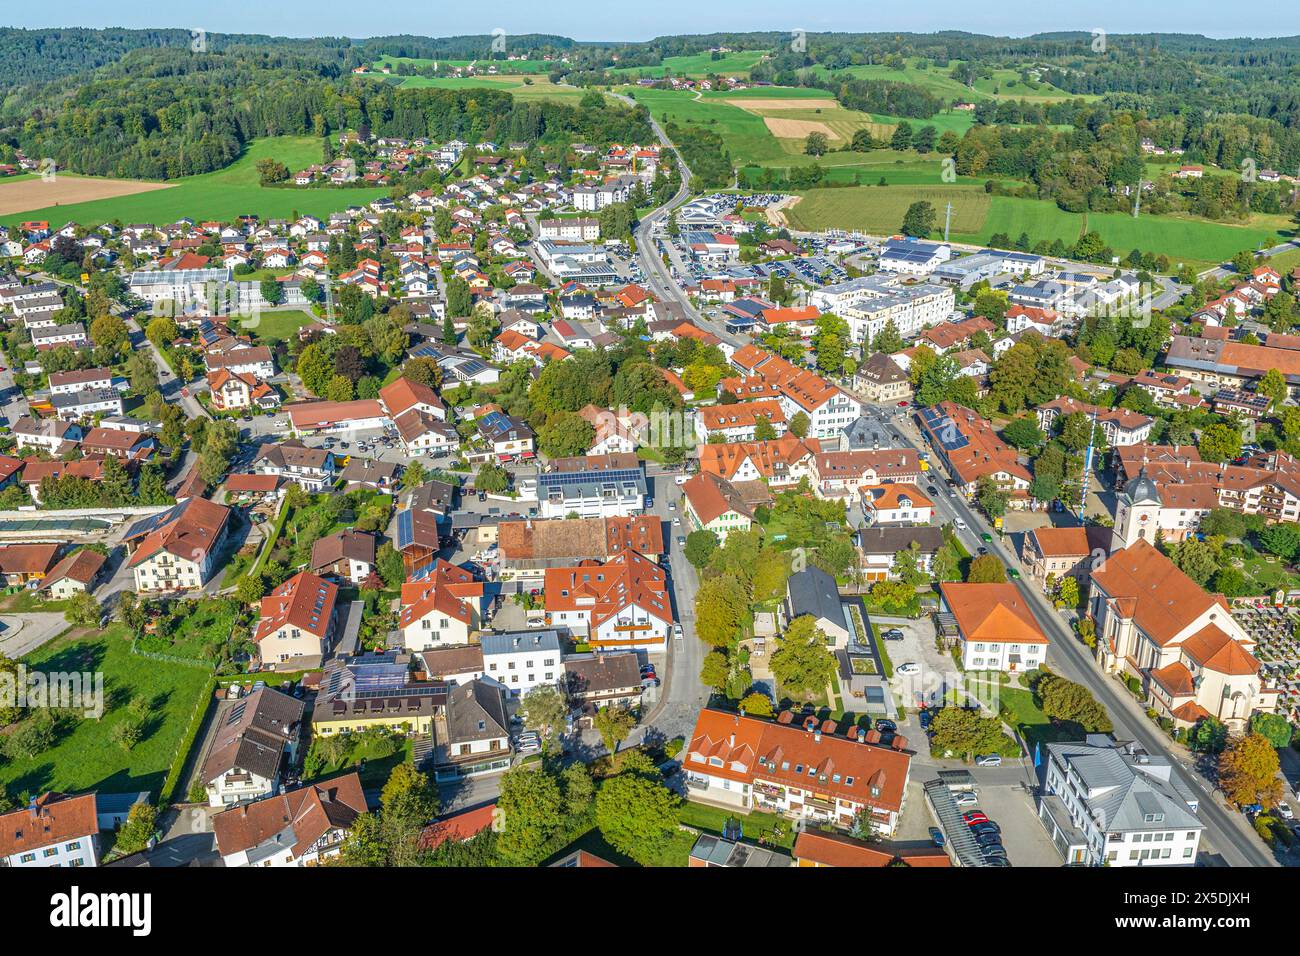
xmin=0 ymin=612 xmax=70 ymax=657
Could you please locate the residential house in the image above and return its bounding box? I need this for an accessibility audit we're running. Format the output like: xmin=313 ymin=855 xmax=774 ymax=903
xmin=0 ymin=793 xmax=98 ymax=868
xmin=213 ymin=772 xmax=367 ymax=867
xmin=253 ymin=571 xmax=340 ymax=670
xmin=941 ymin=582 xmax=1049 ymax=673
xmin=310 ymin=530 xmax=377 ymax=585
xmin=201 ymin=687 xmax=304 ymax=808
xmin=480 ymin=630 xmax=564 ymax=698
xmin=124 ymin=497 xmax=233 ymax=593
xmin=782 ymin=566 xmax=851 ymax=647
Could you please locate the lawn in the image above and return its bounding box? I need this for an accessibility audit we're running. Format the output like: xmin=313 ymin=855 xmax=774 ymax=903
xmin=0 ymin=136 xmax=389 ymax=231
xmin=1237 ymin=553 xmax=1300 ymax=596
xmin=784 ymin=184 xmax=1293 ymax=268
xmin=810 ymin=57 xmax=1090 ymax=104
xmin=266 ymin=490 xmax=393 ymax=572
xmin=678 ymin=799 xmax=796 ymax=849
xmin=239 ymin=308 xmax=316 ymax=345
xmin=366 ymin=71 xmax=593 ymax=104
xmin=611 ymin=50 xmax=770 ymax=79
xmin=0 ymin=626 xmax=212 ymax=798
xmin=997 ymin=684 xmax=1076 ymax=750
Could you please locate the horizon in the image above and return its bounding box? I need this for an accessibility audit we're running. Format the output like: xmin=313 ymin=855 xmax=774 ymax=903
xmin=4 ymin=2 xmax=1300 ymax=44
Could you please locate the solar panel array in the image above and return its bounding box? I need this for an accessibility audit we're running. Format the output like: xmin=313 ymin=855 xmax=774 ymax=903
xmin=396 ymin=509 xmax=414 ymax=551
xmin=919 ymin=405 xmax=969 ymax=453
xmin=124 ymin=501 xmax=186 ymax=541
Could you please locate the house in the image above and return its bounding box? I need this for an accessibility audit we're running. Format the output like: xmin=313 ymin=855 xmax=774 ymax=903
xmin=782 ymin=566 xmax=851 ymax=647
xmin=476 ymin=410 xmax=535 ymax=460
xmin=80 ymin=427 xmax=157 ymax=462
xmin=855 ymin=525 xmax=945 ymax=582
xmin=124 ymin=496 xmax=233 ymax=593
xmin=204 ymin=344 xmax=275 ymax=379
xmin=379 ymin=376 xmax=446 ymax=421
xmin=543 ymin=550 xmax=672 ymax=651
xmin=431 ymin=679 xmax=512 ymax=781
xmin=252 ymin=440 xmax=336 ymax=492
xmin=394 ymin=410 xmax=459 ymax=459
xmin=940 ymin=582 xmax=1049 ymax=673
xmin=855 ymin=352 xmax=912 ymax=404
xmin=688 ymin=833 xmax=790 ymax=867
xmin=697 ymin=436 xmax=820 ymax=489
xmin=575 ymin=404 xmax=643 ymax=456
xmin=417 ymin=803 xmax=499 ymax=852
xmin=793 ymin=829 xmax=950 ymax=867
xmin=310 ymin=652 xmax=444 ymax=737
xmin=681 ymin=472 xmax=755 ymax=544
xmin=398 ymin=561 xmax=484 ymax=651
xmin=287 ymin=399 xmax=388 ymax=435
xmin=496 ymin=515 xmax=663 ymax=584
xmin=562 ymin=652 xmax=645 ymax=724
xmin=1020 ymin=525 xmax=1113 ymax=586
xmin=310 ymin=530 xmax=377 ymax=585
xmin=695 ymin=399 xmax=787 ymax=443
xmin=810 ymin=449 xmax=922 ymax=498
xmin=481 ymin=630 xmax=564 ymax=698
xmin=417 ymin=645 xmax=485 ymax=686
xmin=916 ymin=402 xmax=1031 ymax=501
xmin=683 ymin=709 xmax=912 ymax=836
xmin=253 ymin=571 xmax=340 ymax=670
xmin=13 ymin=416 xmax=80 ymax=455
xmin=1089 ymin=534 xmax=1278 ymax=733
xmin=208 ymin=369 xmax=278 ymax=412
xmin=338 ymin=457 xmax=399 ymax=492
xmin=201 ymin=687 xmax=304 ymax=807
xmin=49 ymin=367 xmax=112 ymax=395
xmin=51 ymin=387 xmax=124 ymax=422
xmin=1037 ymin=397 xmax=1153 ymax=448
xmin=0 ymin=793 xmax=99 ymax=868
xmin=1038 ymin=738 xmax=1204 ymax=866
xmin=0 ymin=543 xmax=61 ymax=586
xmin=213 ymin=772 xmax=367 ymax=868
xmin=537 ymin=453 xmax=646 ymax=519
xmin=859 ymin=483 xmax=933 ymax=526
xmin=38 ymin=549 xmax=107 ymax=599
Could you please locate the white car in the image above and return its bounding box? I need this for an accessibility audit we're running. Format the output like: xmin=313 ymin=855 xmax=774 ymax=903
xmin=954 ymin=791 xmax=980 ymax=807
xmin=896 ymin=663 xmax=921 ymax=676
xmin=673 ymin=623 xmax=684 ymax=641
xmin=674 ymin=474 xmax=690 ymax=485
xmin=954 ymin=519 xmax=967 ymax=531
xmin=975 ymin=754 xmax=1003 ymax=767
xmin=1280 ymin=802 xmax=1295 ymax=821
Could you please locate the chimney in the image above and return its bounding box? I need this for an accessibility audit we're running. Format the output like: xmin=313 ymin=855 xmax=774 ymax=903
xmin=729 ymin=733 xmax=735 ymax=747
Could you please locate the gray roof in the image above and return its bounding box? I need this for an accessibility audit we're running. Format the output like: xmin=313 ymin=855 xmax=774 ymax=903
xmin=855 ymin=525 xmax=946 ymax=555
xmin=1045 ymin=740 xmax=1203 ymax=834
xmin=479 ymin=630 xmax=562 ymax=657
xmin=785 ymin=566 xmax=842 ymax=625
xmin=445 ymin=679 xmax=508 ymax=744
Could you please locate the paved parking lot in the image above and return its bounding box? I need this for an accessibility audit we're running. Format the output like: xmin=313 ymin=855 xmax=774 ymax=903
xmin=874 ymin=615 xmax=991 ymax=713
xmin=968 ymin=782 xmax=1063 ymax=867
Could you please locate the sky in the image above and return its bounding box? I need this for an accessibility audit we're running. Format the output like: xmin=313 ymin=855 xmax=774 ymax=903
xmin=3 ymin=1 xmax=1299 ymax=43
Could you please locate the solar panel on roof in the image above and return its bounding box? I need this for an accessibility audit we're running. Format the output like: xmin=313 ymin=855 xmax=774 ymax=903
xmin=396 ymin=509 xmax=414 ymax=550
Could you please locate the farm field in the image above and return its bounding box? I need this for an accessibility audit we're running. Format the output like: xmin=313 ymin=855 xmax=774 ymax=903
xmin=0 ymin=625 xmax=212 ymax=797
xmin=370 ymin=56 xmax=555 ymax=74
xmin=373 ymin=72 xmax=592 ymax=103
xmin=811 ymin=57 xmax=1090 ymax=103
xmin=610 ymin=50 xmax=769 ymax=78
xmin=783 ymin=184 xmax=1292 ymax=267
xmin=0 ymin=137 xmax=389 ymax=230
xmin=0 ymin=173 xmax=174 ymax=217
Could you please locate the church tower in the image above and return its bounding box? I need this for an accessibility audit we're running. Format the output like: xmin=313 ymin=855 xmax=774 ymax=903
xmin=1112 ymin=466 xmax=1162 ymax=552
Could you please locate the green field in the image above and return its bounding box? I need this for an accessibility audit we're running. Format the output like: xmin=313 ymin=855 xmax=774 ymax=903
xmin=0 ymin=626 xmax=212 ymax=797
xmin=811 ymin=57 xmax=1090 ymax=103
xmin=371 ymin=71 xmax=592 ymax=103
xmin=783 ymin=184 xmax=1293 ymax=266
xmin=0 ymin=137 xmax=389 ymax=230
xmin=242 ymin=308 xmax=316 ymax=344
xmin=371 ymin=56 xmax=555 ymax=75
xmin=611 ymin=50 xmax=770 ymax=79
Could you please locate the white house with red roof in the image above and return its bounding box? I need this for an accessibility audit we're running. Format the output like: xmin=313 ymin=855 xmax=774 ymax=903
xmin=543 ymin=550 xmax=672 ymax=651
xmin=254 ymin=571 xmax=339 ymax=670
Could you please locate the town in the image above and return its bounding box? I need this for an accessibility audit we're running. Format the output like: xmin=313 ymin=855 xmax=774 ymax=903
xmin=0 ymin=21 xmax=1297 ymax=882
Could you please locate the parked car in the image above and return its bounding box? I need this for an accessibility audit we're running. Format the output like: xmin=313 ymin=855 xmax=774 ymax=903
xmin=928 ymin=827 xmax=945 ymax=847
xmin=882 ymin=628 xmax=904 ymax=641
xmin=974 ymin=832 xmax=1002 ymax=848
xmin=954 ymin=518 xmax=967 ymax=531
xmin=962 ymin=811 xmax=989 ymax=825
xmin=673 ymin=623 xmax=684 ymax=640
xmin=980 ymin=846 xmax=1009 ymax=860
xmin=1278 ymin=802 xmax=1294 ymax=821
xmin=896 ymin=662 xmax=921 ymax=676
xmin=875 ymin=718 xmax=897 ymax=734
xmin=975 ymin=754 xmax=1003 ymax=767
xmin=969 ymin=822 xmax=1001 ymax=836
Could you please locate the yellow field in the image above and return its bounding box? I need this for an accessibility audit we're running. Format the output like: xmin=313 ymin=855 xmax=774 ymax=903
xmin=0 ymin=174 xmax=174 ymax=216
xmin=730 ymin=97 xmax=880 ymax=149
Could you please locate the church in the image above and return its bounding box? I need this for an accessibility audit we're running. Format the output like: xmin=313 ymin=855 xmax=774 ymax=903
xmin=1085 ymin=470 xmax=1280 ymax=733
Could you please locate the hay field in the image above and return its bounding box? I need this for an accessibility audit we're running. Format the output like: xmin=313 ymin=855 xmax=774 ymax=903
xmin=0 ymin=174 xmax=174 ymax=216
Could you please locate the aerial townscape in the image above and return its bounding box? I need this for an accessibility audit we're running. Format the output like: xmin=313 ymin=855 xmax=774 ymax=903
xmin=3 ymin=13 xmax=1300 ymax=904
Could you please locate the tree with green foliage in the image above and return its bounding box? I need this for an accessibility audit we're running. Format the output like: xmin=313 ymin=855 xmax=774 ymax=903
xmin=380 ymin=763 xmax=440 ymax=866
xmin=1036 ymin=673 xmax=1112 ymax=732
xmin=495 ymin=765 xmax=565 ymax=865
xmin=593 ymin=705 xmax=637 ymax=756
xmin=928 ymin=706 xmax=1010 ymax=761
xmin=684 ymin=530 xmax=718 ymax=569
xmin=900 ymin=200 xmax=935 ymax=238
xmin=376 ymin=543 xmax=406 ymax=589
xmin=594 ymin=760 xmax=681 ymax=865
xmin=1198 ymin=423 xmax=1242 ymax=463
xmin=1248 ymin=712 xmax=1294 ymax=749
xmin=113 ymin=802 xmax=158 ymax=857
xmin=519 ymin=684 xmax=567 ymax=744
xmin=967 ymin=554 xmax=1007 ymax=583
xmin=770 ymin=615 xmax=837 ymax=699
xmin=694 ymin=574 xmax=749 ymax=648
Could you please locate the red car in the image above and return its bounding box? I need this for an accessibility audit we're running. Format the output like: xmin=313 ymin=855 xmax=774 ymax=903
xmin=897 ymin=400 xmax=910 ymax=407
xmin=963 ymin=812 xmax=989 ymax=826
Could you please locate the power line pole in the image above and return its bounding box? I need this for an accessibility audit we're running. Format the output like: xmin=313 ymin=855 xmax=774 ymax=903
xmin=943 ymin=202 xmax=953 ymax=243
xmin=1132 ymin=179 xmax=1146 ymax=219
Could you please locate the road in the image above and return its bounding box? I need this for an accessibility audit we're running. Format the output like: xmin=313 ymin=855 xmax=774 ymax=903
xmin=1202 ymin=239 xmax=1300 ymax=281
xmin=855 ymin=400 xmax=1278 ymax=867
